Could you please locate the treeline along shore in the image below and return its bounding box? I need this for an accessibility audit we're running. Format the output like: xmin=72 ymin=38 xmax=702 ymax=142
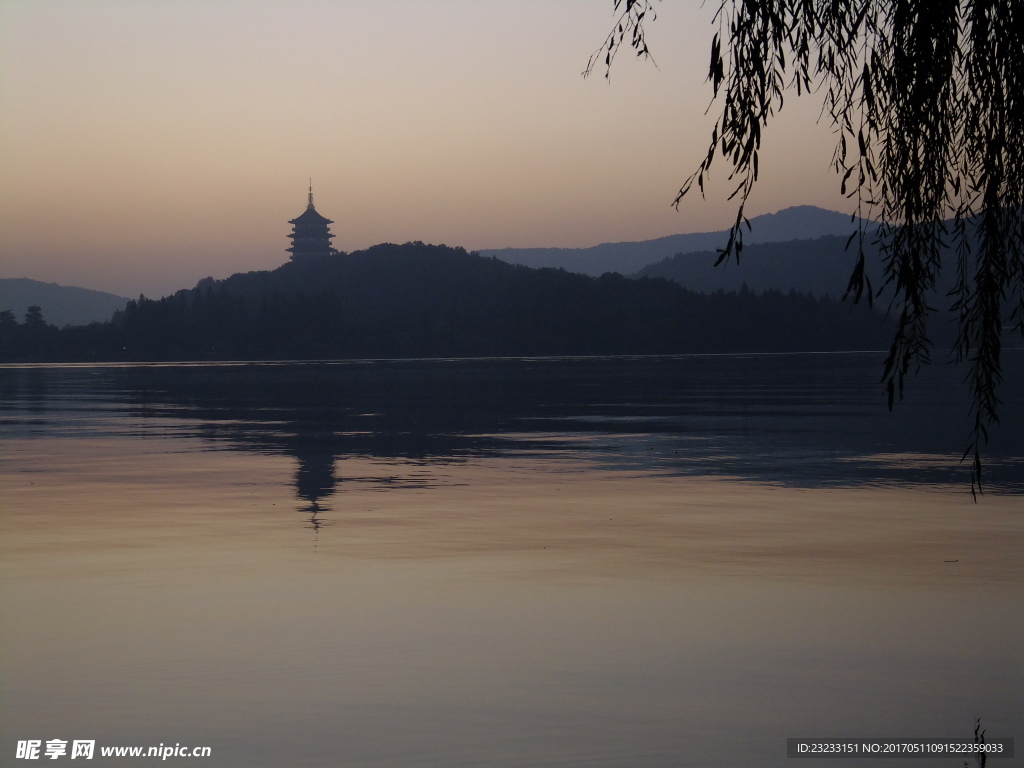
xmin=0 ymin=242 xmax=893 ymax=362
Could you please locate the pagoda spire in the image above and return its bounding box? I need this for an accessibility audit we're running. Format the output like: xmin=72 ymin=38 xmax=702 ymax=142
xmin=307 ymin=179 xmax=314 ymax=209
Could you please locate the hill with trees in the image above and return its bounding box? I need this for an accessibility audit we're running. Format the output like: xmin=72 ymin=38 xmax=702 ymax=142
xmin=0 ymin=242 xmax=891 ymax=362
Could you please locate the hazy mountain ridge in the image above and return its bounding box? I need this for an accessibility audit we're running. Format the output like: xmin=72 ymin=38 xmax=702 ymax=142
xmin=479 ymin=205 xmax=869 ymax=276
xmin=0 ymin=278 xmax=129 ymax=327
xmin=638 ymin=234 xmax=883 ymax=298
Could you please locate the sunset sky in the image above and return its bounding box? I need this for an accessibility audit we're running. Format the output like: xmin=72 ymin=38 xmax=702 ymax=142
xmin=0 ymin=0 xmax=849 ymax=298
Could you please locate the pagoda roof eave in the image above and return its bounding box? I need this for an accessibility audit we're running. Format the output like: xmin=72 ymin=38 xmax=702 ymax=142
xmin=289 ymin=208 xmax=333 ymax=225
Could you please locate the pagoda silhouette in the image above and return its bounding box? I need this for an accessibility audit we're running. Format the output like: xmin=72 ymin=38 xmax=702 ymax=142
xmin=287 ymin=182 xmax=335 ymax=261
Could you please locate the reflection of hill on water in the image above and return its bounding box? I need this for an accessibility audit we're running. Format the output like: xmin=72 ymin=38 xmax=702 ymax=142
xmin=110 ymin=355 xmax=1024 ymax=490
xmin=3 ymin=354 xmax=1023 ymax=493
xmin=112 ymin=358 xmax=594 ymax=458
xmin=108 ymin=358 xmax=618 ymax=507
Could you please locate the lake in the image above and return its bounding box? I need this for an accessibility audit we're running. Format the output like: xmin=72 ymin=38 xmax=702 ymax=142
xmin=1 ymin=353 xmax=1021 ymax=767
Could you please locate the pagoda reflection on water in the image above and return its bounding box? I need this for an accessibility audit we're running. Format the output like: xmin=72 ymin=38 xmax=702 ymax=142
xmin=287 ymin=181 xmax=335 ymax=261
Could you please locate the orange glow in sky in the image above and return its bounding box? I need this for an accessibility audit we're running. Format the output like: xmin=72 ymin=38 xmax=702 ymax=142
xmin=0 ymin=1 xmax=848 ymax=297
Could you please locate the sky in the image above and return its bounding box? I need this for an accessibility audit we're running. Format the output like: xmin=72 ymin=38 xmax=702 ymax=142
xmin=0 ymin=0 xmax=850 ymax=299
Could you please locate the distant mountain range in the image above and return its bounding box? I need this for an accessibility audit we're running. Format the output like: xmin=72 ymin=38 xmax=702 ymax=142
xmin=480 ymin=205 xmax=869 ymax=277
xmin=0 ymin=278 xmax=129 ymax=327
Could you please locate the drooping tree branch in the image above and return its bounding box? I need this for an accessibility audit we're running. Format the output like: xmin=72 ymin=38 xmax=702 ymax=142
xmin=587 ymin=0 xmax=1024 ymax=496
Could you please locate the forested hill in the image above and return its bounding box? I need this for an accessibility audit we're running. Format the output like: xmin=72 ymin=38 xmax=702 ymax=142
xmin=2 ymin=242 xmax=891 ymax=362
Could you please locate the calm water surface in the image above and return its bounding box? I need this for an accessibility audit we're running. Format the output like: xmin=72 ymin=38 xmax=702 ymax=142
xmin=2 ymin=353 xmax=1022 ymax=767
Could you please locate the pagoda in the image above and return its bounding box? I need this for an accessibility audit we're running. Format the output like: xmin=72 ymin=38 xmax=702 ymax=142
xmin=287 ymin=182 xmax=335 ymax=261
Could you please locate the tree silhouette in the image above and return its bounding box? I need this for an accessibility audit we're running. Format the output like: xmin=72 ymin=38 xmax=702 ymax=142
xmin=24 ymin=305 xmax=46 ymax=328
xmin=587 ymin=0 xmax=1023 ymax=495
